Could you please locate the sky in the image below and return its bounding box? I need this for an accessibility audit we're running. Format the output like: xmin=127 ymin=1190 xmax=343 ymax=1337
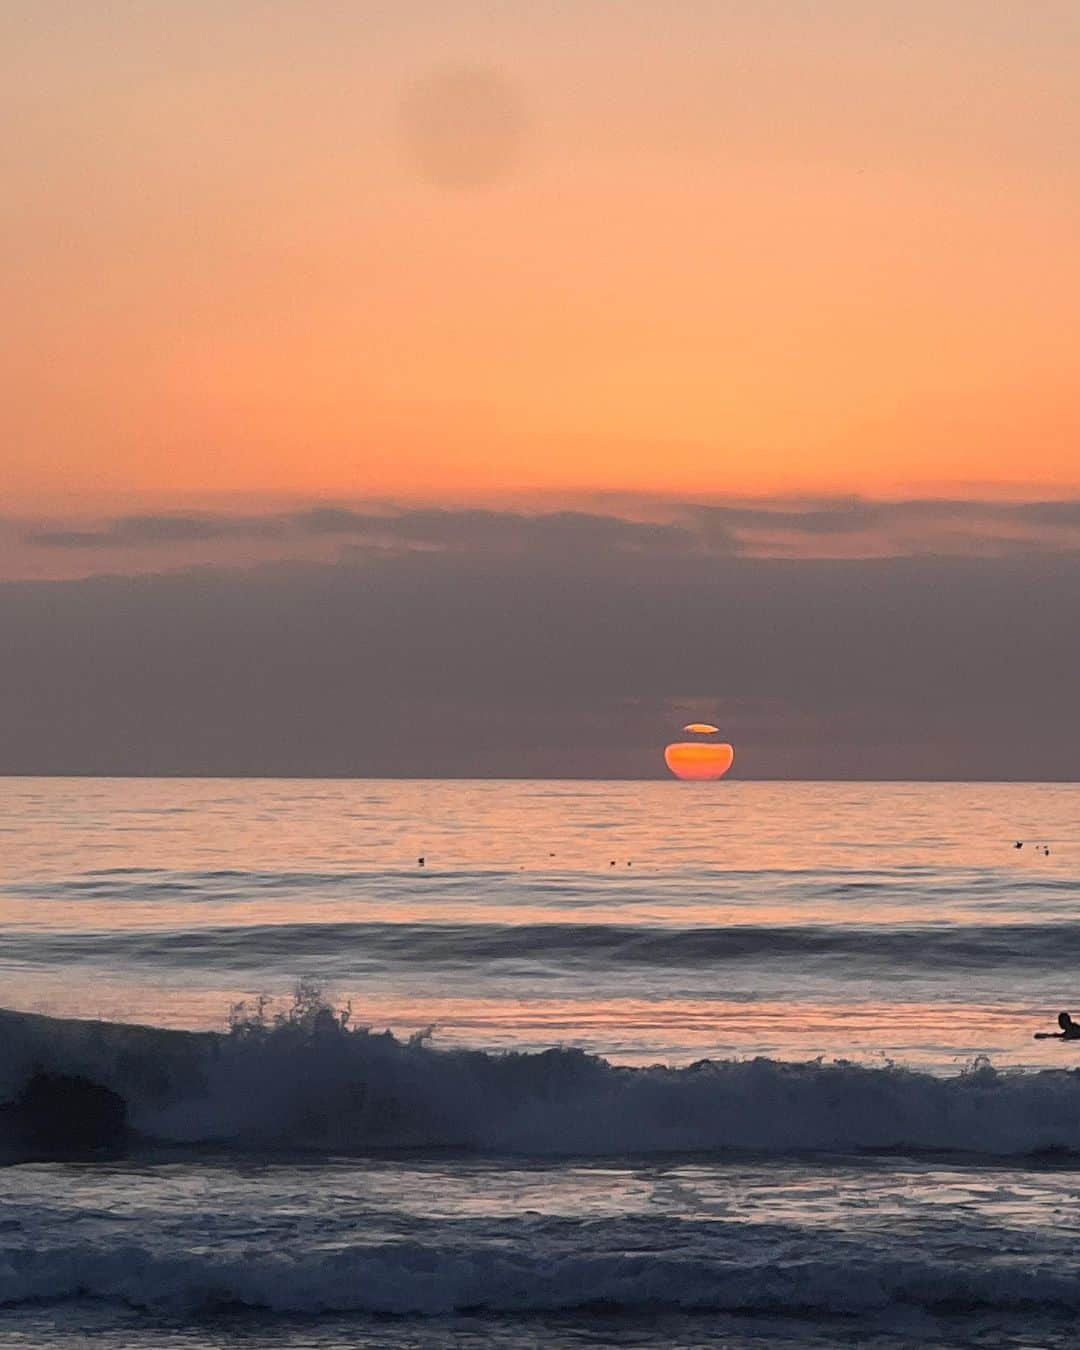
xmin=2 ymin=2 xmax=1078 ymax=777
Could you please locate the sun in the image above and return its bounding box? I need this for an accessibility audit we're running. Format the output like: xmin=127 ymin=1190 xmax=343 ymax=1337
xmin=664 ymin=726 xmax=734 ymax=780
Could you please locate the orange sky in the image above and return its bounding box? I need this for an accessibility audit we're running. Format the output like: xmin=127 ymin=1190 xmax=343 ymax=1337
xmin=4 ymin=1 xmax=1079 ymax=512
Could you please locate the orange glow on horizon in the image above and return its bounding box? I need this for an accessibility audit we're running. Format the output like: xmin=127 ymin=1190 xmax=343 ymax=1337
xmin=664 ymin=742 xmax=736 ymax=781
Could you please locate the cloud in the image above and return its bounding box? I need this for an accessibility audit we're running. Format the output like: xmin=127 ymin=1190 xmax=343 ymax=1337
xmin=21 ymin=505 xmax=721 ymax=565
xmin=313 ymin=508 xmax=711 ymax=559
xmin=25 ymin=514 xmax=285 ymax=549
xmin=21 ymin=497 xmax=1080 ymax=567
xmin=284 ymin=505 xmax=710 ymax=557
xmin=0 ymin=547 xmax=1076 ymax=778
xmin=1012 ymin=501 xmax=1080 ymax=527
xmin=693 ymin=497 xmax=1080 ymax=552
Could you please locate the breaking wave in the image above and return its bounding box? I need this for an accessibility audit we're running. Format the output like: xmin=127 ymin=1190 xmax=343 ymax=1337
xmin=3 ymin=1237 xmax=1080 ymax=1316
xmin=5 ymin=1006 xmax=1080 ymax=1158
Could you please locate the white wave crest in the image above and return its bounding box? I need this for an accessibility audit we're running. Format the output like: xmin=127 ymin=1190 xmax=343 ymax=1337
xmin=4 ymin=1007 xmax=1080 ymax=1157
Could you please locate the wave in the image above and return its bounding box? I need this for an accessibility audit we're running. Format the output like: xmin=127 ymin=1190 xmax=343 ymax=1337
xmin=9 ymin=919 xmax=1080 ymax=971
xmin=4 ymin=1007 xmax=1080 ymax=1159
xmin=2 ymin=1236 xmax=1080 ymax=1316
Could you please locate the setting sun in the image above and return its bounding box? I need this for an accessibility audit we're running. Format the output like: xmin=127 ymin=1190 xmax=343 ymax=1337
xmin=664 ymin=741 xmax=735 ymax=781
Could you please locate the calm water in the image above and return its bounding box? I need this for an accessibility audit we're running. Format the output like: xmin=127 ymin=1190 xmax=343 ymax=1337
xmin=2 ymin=777 xmax=1080 ymax=1347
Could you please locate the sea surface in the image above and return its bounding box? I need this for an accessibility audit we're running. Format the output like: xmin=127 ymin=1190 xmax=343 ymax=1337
xmin=1 ymin=777 xmax=1079 ymax=1347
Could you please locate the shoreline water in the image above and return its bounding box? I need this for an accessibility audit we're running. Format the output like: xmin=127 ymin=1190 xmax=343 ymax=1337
xmin=3 ymin=779 xmax=1079 ymax=1347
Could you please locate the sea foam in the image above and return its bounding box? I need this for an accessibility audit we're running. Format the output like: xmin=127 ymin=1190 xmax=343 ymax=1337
xmin=4 ymin=1006 xmax=1080 ymax=1158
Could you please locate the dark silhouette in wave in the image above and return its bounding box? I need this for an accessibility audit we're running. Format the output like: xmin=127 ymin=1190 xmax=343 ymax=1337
xmin=0 ymin=1069 xmax=127 ymax=1158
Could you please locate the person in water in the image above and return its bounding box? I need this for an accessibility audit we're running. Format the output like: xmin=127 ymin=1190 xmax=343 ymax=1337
xmin=1053 ymin=1012 xmax=1080 ymax=1040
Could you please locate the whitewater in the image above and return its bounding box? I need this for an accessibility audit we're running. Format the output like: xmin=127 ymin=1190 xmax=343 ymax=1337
xmin=2 ymin=777 xmax=1079 ymax=1347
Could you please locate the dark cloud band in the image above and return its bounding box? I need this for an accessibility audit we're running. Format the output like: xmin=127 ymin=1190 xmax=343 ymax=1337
xmin=20 ymin=497 xmax=1080 ymax=559
xmin=0 ymin=546 xmax=1076 ymax=778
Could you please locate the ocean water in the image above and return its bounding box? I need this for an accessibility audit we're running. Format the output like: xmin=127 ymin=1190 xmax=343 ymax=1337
xmin=1 ymin=776 xmax=1079 ymax=1347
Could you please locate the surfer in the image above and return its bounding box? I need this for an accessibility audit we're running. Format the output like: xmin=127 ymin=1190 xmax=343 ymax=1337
xmin=1035 ymin=1012 xmax=1080 ymax=1041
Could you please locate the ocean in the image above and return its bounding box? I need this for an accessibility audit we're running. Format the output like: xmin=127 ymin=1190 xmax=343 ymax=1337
xmin=1 ymin=776 xmax=1079 ymax=1347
